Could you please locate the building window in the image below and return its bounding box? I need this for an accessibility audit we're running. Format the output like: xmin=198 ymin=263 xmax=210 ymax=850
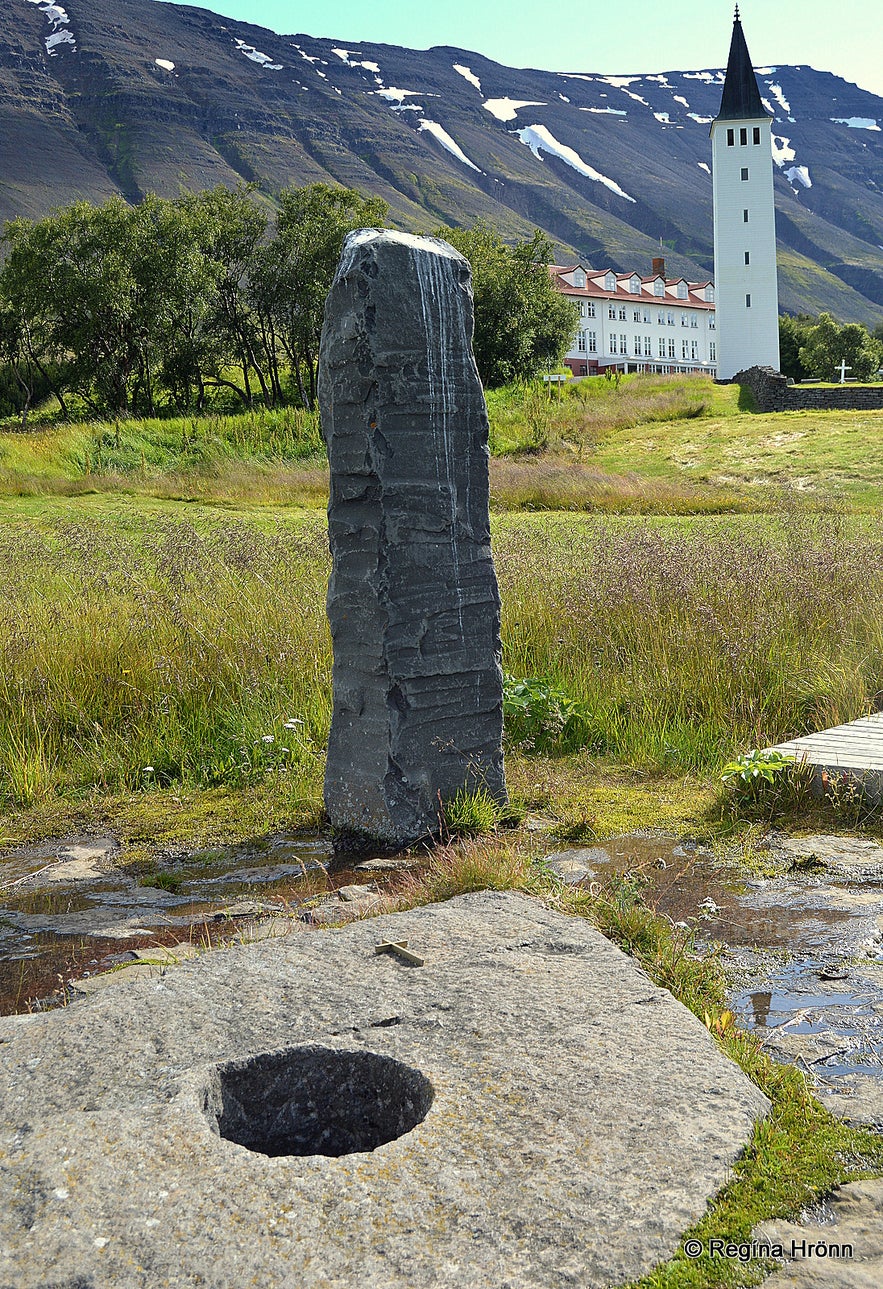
xmin=618 ymin=306 xmax=627 ymax=320
xmin=644 ymin=337 xmax=651 ymax=356
xmin=710 ymin=341 xmax=716 ymax=361
xmin=743 ymin=208 xmax=749 ymax=222
xmin=681 ymin=314 xmax=688 ymax=326
xmin=741 ymin=167 xmax=749 ymax=180
xmin=668 ymin=339 xmax=676 ymax=359
xmin=657 ymin=311 xmax=665 ymax=324
xmin=727 ymin=128 xmax=734 ymax=146
xmin=634 ymin=336 xmax=642 ymax=355
xmin=744 ymin=251 xmax=750 ymax=265
xmin=691 ymin=341 xmax=699 ymax=360
xmin=643 ymin=309 xmax=651 ymax=323
xmin=608 ymin=306 xmax=616 ymax=320
xmin=705 ymin=285 xmax=715 ymax=302
xmin=605 ymin=273 xmax=616 ymax=291
xmin=610 ymin=335 xmax=618 ymax=354
xmin=740 ymin=127 xmax=747 ymax=145
xmin=579 ymin=300 xmax=587 ymax=316
xmin=677 ymin=282 xmax=687 ymax=299
xmin=587 ymin=301 xmax=596 ymax=317
xmin=633 ymin=309 xmax=641 ymax=322
xmin=620 ymin=334 xmax=628 ymax=352
xmin=654 ymin=279 xmax=664 ymax=297
xmin=682 ymin=340 xmax=689 ymax=360
xmin=691 ymin=317 xmax=698 ymax=328
xmin=746 ymin=293 xmax=752 ymax=308
xmin=574 ymin=270 xmax=586 ymax=287
xmin=587 ymin=331 xmax=597 ymax=352
xmin=578 ymin=333 xmax=587 ymax=352
xmin=667 ymin=311 xmax=675 ymax=326
xmin=709 ymin=313 xmax=715 ymax=329
xmin=658 ymin=338 xmax=666 ymax=358
xmin=753 ymin=126 xmax=761 ymax=144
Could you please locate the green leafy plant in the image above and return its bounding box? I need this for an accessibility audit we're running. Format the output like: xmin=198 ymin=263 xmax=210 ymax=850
xmin=721 ymin=748 xmax=794 ymax=786
xmin=721 ymin=748 xmax=816 ymax=821
xmin=503 ymin=673 xmax=592 ymax=754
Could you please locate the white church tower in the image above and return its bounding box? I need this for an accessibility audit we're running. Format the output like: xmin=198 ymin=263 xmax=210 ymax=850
xmin=711 ymin=6 xmax=780 ymax=378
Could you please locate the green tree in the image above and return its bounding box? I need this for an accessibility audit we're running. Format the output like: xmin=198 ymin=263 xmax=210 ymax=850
xmin=257 ymin=184 xmax=388 ymax=409
xmin=177 ymin=185 xmax=272 ymax=408
xmin=799 ymin=312 xmax=883 ymax=383
xmin=778 ymin=314 xmax=814 ymax=382
xmin=436 ymin=222 xmax=578 ymax=388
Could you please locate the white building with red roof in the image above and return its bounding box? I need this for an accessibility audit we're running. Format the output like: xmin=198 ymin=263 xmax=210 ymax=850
xmin=552 ymin=256 xmax=717 ymax=378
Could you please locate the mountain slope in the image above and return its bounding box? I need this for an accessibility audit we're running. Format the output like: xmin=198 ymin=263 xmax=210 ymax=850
xmin=2 ymin=0 xmax=882 ymax=323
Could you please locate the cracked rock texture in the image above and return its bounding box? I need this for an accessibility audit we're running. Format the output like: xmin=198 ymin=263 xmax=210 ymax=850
xmin=318 ymin=228 xmax=506 ymax=846
xmin=0 ymin=891 xmax=769 ymax=1289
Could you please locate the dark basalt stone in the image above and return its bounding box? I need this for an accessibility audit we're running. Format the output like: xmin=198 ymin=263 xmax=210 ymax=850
xmin=318 ymin=229 xmax=506 ymax=846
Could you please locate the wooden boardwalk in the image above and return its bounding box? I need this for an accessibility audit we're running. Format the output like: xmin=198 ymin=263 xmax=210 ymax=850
xmin=769 ymin=712 xmax=883 ymax=796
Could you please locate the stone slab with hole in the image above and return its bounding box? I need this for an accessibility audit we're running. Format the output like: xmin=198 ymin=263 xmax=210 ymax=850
xmin=0 ymin=890 xmax=768 ymax=1289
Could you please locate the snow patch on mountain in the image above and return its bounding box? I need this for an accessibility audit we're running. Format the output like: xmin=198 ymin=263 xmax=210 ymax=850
xmin=765 ymin=81 xmax=795 ymax=120
xmin=784 ymin=165 xmax=812 ymax=188
xmin=331 ymin=48 xmax=379 ymax=72
xmin=698 ymin=162 xmax=711 ymax=174
xmin=654 ymin=111 xmax=671 ymax=123
xmin=582 ymin=106 xmax=627 ymax=116
xmin=688 ymin=113 xmax=712 ymax=124
xmin=234 ymin=40 xmax=282 ymax=70
xmin=419 ymin=120 xmax=482 ymax=172
xmin=771 ymin=135 xmax=796 ymax=165
xmin=24 ymin=0 xmax=76 ymax=57
xmin=453 ymin=64 xmax=482 ymax=92
xmin=516 ymin=124 xmax=636 ymax=201
xmin=683 ymin=71 xmax=724 ymax=84
xmin=832 ymin=117 xmax=880 ymax=130
xmin=483 ymin=98 xmax=545 ymax=122
xmin=292 ymin=45 xmax=326 ymax=65
xmin=377 ymin=87 xmax=425 ymax=103
xmin=155 ymin=59 xmax=175 ymax=72
xmin=673 ymin=95 xmax=689 ymax=108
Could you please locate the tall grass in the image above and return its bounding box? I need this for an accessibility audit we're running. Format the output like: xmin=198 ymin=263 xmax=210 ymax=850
xmin=486 ymin=373 xmax=737 ymax=456
xmin=496 ymin=506 xmax=883 ymax=770
xmin=2 ymin=507 xmax=883 ymax=805
xmin=0 ymin=517 xmax=332 ymax=805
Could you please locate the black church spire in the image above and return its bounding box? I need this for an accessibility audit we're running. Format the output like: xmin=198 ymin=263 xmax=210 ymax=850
xmin=715 ymin=7 xmax=771 ymax=121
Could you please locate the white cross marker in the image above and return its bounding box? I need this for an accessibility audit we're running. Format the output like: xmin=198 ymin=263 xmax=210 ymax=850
xmin=836 ymin=359 xmax=852 ymax=384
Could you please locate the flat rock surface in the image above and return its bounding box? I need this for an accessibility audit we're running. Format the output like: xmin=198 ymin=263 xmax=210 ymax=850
xmin=0 ymin=890 xmax=768 ymax=1289
xmin=777 ymin=835 xmax=883 ymax=882
xmin=755 ymin=1180 xmax=883 ymax=1288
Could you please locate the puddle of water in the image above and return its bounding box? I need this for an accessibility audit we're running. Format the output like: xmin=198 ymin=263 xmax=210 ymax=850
xmin=0 ymin=834 xmax=412 ymax=1015
xmin=558 ymin=835 xmax=883 ymax=1091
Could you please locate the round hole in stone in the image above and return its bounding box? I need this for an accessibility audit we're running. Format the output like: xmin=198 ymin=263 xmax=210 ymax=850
xmin=205 ymin=1045 xmax=434 ymax=1158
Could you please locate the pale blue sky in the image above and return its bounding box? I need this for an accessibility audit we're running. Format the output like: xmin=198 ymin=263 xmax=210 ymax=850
xmin=159 ymin=1 xmax=883 ymax=97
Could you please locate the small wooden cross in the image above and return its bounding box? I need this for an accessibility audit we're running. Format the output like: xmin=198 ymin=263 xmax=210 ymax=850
xmin=836 ymin=358 xmax=852 ymax=384
xmin=374 ymin=940 xmax=425 ymax=966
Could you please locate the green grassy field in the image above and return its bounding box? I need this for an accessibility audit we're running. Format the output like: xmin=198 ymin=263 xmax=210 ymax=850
xmin=3 ymin=377 xmax=883 ymax=1286
xmin=2 ymin=375 xmax=883 ymax=845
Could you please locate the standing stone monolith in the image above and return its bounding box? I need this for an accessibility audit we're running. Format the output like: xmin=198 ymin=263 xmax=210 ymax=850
xmin=318 ymin=228 xmax=506 ymax=846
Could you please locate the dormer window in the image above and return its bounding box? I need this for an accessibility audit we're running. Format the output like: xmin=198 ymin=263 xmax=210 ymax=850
xmin=605 ymin=272 xmax=616 ymax=291
xmin=705 ymin=285 xmax=715 ymax=302
xmin=574 ymin=270 xmax=586 ymax=288
xmin=629 ymin=275 xmax=640 ymax=293
xmin=653 ymin=278 xmax=664 ymax=297
xmin=677 ymin=282 xmax=687 ymax=299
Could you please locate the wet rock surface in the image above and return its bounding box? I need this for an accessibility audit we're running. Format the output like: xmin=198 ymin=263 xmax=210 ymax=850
xmin=0 ymin=890 xmax=767 ymax=1289
xmin=535 ymin=835 xmax=883 ymax=1125
xmin=318 ymin=228 xmax=506 ymax=847
xmin=755 ymin=1179 xmax=883 ymax=1288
